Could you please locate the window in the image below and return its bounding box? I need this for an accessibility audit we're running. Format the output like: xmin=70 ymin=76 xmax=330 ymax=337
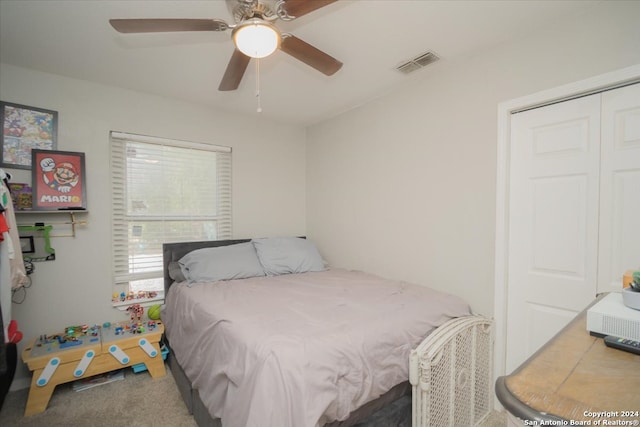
xmin=110 ymin=131 xmax=231 ymax=305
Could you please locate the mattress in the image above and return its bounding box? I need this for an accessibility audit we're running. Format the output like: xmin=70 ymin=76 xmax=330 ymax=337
xmin=162 ymin=268 xmax=471 ymax=427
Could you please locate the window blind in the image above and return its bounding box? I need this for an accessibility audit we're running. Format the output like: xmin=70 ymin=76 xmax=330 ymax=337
xmin=110 ymin=131 xmax=232 ymax=292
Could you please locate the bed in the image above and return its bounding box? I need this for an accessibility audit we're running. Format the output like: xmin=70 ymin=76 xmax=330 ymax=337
xmin=161 ymin=237 xmax=492 ymax=427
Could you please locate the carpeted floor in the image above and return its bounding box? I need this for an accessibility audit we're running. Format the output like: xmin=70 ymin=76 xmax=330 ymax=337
xmin=0 ymin=363 xmax=507 ymax=427
xmin=0 ymin=365 xmax=197 ymax=427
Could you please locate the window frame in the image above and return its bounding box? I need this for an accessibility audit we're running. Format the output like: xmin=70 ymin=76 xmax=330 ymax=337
xmin=110 ymin=131 xmax=232 ymax=307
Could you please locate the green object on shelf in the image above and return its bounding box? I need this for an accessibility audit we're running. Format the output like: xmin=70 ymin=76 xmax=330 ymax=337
xmin=633 ymin=271 xmax=640 ymax=285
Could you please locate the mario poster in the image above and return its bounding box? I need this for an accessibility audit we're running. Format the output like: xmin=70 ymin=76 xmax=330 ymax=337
xmin=31 ymin=149 xmax=86 ymax=210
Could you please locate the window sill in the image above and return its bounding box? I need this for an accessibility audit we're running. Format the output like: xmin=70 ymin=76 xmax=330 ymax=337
xmin=112 ymin=292 xmax=164 ymax=311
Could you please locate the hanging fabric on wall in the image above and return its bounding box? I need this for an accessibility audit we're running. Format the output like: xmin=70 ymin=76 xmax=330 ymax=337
xmin=0 ymin=170 xmax=27 ymax=289
xmin=0 ymin=168 xmax=28 ymax=344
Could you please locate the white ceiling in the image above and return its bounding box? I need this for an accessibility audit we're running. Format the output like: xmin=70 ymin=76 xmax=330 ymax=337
xmin=0 ymin=0 xmax=600 ymax=126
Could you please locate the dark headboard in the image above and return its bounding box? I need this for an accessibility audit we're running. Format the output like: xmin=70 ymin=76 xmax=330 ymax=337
xmin=162 ymin=239 xmax=250 ymax=294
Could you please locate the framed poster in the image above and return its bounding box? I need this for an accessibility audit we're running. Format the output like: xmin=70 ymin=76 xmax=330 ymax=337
xmin=1 ymin=101 xmax=58 ymax=169
xmin=31 ymin=149 xmax=87 ymax=210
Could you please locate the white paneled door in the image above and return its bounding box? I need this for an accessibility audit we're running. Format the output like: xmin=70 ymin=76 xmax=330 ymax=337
xmin=598 ymin=84 xmax=640 ymax=292
xmin=505 ymin=83 xmax=640 ymax=373
xmin=506 ymin=94 xmax=601 ymax=373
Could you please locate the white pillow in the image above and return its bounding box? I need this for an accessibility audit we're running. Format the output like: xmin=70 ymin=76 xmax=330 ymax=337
xmin=251 ymin=237 xmax=326 ymax=276
xmin=178 ymin=242 xmax=265 ymax=286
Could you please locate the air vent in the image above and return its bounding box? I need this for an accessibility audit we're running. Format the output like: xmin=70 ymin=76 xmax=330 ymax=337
xmin=396 ymin=51 xmax=439 ymax=74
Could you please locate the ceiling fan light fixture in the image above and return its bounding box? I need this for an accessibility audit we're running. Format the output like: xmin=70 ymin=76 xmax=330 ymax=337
xmin=233 ymin=18 xmax=281 ymax=59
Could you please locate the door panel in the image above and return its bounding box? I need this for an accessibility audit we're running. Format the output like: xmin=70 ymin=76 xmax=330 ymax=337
xmin=506 ymin=94 xmax=600 ymax=373
xmin=531 ymin=175 xmax=587 ymax=279
xmin=526 ymin=303 xmax=576 ymax=358
xmin=598 ymin=84 xmax=640 ymax=292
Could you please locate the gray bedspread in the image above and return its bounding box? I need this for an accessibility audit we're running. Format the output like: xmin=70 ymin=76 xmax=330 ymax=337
xmin=162 ymin=268 xmax=471 ymax=427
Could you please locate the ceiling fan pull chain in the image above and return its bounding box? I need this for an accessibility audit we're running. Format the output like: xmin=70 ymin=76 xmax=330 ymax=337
xmin=255 ymin=58 xmax=263 ymax=113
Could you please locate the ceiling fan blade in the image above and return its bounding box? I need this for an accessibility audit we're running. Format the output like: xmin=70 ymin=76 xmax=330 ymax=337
xmin=218 ymin=49 xmax=251 ymax=91
xmin=281 ymin=0 xmax=338 ymax=18
xmin=280 ymin=35 xmax=342 ymax=76
xmin=109 ymin=18 xmax=229 ymax=33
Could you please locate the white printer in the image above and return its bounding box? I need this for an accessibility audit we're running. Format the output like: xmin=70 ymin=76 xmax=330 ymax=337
xmin=587 ymin=292 xmax=640 ymax=341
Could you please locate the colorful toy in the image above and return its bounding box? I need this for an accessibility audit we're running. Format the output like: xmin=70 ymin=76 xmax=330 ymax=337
xmin=8 ymin=320 xmax=23 ymax=344
xmin=22 ymin=319 xmax=166 ymax=416
xmin=126 ymin=304 xmax=144 ymax=322
xmin=148 ymin=304 xmax=161 ymax=320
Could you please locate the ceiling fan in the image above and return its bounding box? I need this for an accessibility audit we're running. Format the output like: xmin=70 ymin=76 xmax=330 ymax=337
xmin=109 ymin=0 xmax=343 ymax=92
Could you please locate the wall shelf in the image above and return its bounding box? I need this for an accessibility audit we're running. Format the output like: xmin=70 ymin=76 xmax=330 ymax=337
xmin=15 ymin=210 xmax=88 ymax=237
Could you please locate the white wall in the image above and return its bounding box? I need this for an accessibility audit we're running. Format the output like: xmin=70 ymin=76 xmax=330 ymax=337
xmin=305 ymin=1 xmax=640 ymax=318
xmin=0 ymin=63 xmax=307 ymax=387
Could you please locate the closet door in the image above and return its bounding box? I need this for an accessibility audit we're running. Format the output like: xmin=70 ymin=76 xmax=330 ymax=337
xmin=506 ymin=94 xmax=601 ymax=373
xmin=598 ymin=83 xmax=640 ymax=292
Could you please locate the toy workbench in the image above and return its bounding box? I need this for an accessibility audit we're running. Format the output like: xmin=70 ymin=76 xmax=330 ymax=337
xmin=21 ymin=320 xmax=166 ymax=416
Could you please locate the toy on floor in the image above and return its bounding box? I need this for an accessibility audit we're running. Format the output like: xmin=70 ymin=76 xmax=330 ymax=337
xmin=22 ymin=320 xmax=166 ymax=416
